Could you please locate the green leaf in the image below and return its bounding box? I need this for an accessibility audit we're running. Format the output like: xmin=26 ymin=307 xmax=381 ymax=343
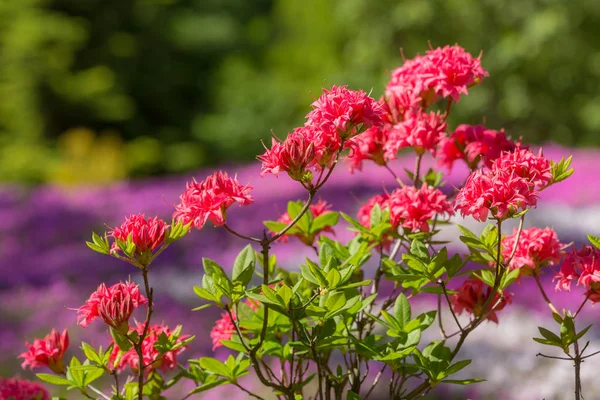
xmin=326 ymin=269 xmax=341 ymax=289
xmin=394 ymin=293 xmax=411 ymax=328
xmin=311 ymin=212 xmax=339 ymax=233
xmin=410 ymin=239 xmax=429 ymax=260
xmin=444 ymin=359 xmax=471 ymax=376
xmin=36 ymin=374 xmax=73 ymax=386
xmin=199 ymin=357 xmax=231 ymax=378
xmin=288 ymin=200 xmax=311 ymax=232
xmin=325 ymin=292 xmax=346 ymax=314
xmin=306 ymin=259 xmax=328 ymax=287
xmin=232 ymin=245 xmax=255 ymax=287
xmin=347 ymin=390 xmax=362 ymax=400
xmin=340 ymin=212 xmax=371 ymax=235
xmin=442 ymin=378 xmax=485 ymax=385
xmin=110 ymin=328 xmax=133 ymax=352
xmin=575 ymin=324 xmax=593 ymax=341
xmin=370 ymin=203 xmax=383 ymax=228
xmin=588 ymin=234 xmax=600 ymax=251
xmin=538 ymin=327 xmax=561 ymax=345
xmin=193 ymin=286 xmax=216 ymax=302
xmin=186 ymin=378 xmax=228 ymax=395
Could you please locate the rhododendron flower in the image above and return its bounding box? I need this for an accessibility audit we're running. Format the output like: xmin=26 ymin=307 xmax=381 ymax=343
xmin=451 ymin=279 xmax=512 ymax=323
xmin=20 ymin=329 xmax=69 ymax=374
xmin=173 ymin=171 xmax=253 ymax=230
xmin=501 ymin=227 xmax=564 ymax=274
xmin=210 ymin=311 xmax=235 ymax=351
xmin=437 ymin=124 xmax=517 ymax=170
xmin=0 ymin=377 xmax=49 ymax=400
xmin=389 ymin=184 xmax=453 ymax=232
xmin=454 ymin=169 xmax=538 ymax=222
xmin=110 ymin=323 xmax=188 ymax=373
xmin=384 ymin=111 xmax=446 ymax=158
xmin=306 ymin=85 xmax=383 ymax=139
xmin=491 ymin=148 xmax=552 ymax=190
xmin=77 ymin=280 xmax=147 ymax=333
xmin=388 ymin=45 xmax=488 ymax=104
xmin=258 ymin=131 xmax=316 ymax=181
xmin=555 ymin=246 xmax=600 ymax=303
xmin=382 ymin=86 xmax=423 ymax=124
xmin=271 ymin=200 xmax=335 ymax=245
xmin=346 ymin=125 xmax=390 ymax=172
xmin=110 ymin=214 xmax=167 ymax=255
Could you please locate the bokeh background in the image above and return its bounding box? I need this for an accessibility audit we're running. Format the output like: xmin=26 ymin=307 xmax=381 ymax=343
xmin=2 ymin=0 xmax=600 ymax=399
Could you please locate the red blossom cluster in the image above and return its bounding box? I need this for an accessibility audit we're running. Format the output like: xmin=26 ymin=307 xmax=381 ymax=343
xmin=173 ymin=171 xmax=253 ymax=230
xmin=389 ymin=184 xmax=453 ymax=232
xmin=110 ymin=322 xmax=189 ymax=373
xmin=451 ymin=279 xmax=512 ymax=323
xmin=502 ymin=227 xmax=564 ymax=274
xmin=211 ymin=300 xmax=260 ymax=350
xmin=77 ymin=280 xmax=147 ymax=332
xmin=0 ymin=377 xmax=49 ymax=400
xmin=19 ymin=329 xmax=69 ymax=374
xmin=555 ymin=246 xmax=600 ymax=303
xmin=110 ymin=213 xmax=167 ymax=254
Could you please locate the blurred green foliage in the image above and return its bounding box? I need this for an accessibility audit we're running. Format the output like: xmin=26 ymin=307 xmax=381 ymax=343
xmin=0 ymin=0 xmax=598 ymax=183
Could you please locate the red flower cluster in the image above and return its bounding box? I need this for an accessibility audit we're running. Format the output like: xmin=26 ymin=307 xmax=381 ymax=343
xmin=77 ymin=280 xmax=147 ymax=332
xmin=388 ymin=45 xmax=488 ymax=104
xmin=555 ymin=246 xmax=600 ymax=303
xmin=451 ymin=279 xmax=512 ymax=323
xmin=110 ymin=214 xmax=167 ymax=254
xmin=502 ymin=227 xmax=564 ymax=274
xmin=174 ymin=171 xmax=253 ymax=230
xmin=346 ymin=125 xmax=389 ymax=172
xmin=261 ymin=86 xmax=382 ymax=182
xmin=388 ymin=184 xmax=453 ymax=232
xmin=19 ymin=329 xmax=69 ymax=374
xmin=211 ymin=300 xmax=260 ymax=351
xmin=110 ymin=322 xmax=188 ymax=373
xmin=0 ymin=377 xmax=49 ymax=400
xmin=437 ymin=124 xmax=517 ymax=171
xmin=491 ymin=148 xmax=552 ymax=190
xmin=306 ymin=85 xmax=384 ymax=139
xmin=384 ymin=111 xmax=447 ymax=158
xmin=273 ymin=200 xmax=335 ymax=245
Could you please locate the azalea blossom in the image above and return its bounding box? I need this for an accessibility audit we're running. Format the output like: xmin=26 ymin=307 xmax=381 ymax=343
xmin=491 ymin=148 xmax=553 ymax=190
xmin=384 ymin=111 xmax=446 ymax=158
xmin=455 ymin=169 xmax=538 ymax=222
xmin=173 ymin=171 xmax=253 ymax=230
xmin=258 ymin=131 xmax=315 ymax=181
xmin=306 ymin=85 xmax=383 ymax=139
xmin=77 ymin=280 xmax=147 ymax=333
xmin=20 ymin=329 xmax=69 ymax=374
xmin=210 ymin=311 xmax=236 ymax=351
xmin=346 ymin=125 xmax=390 ymax=172
xmin=0 ymin=377 xmax=49 ymax=400
xmin=388 ymin=184 xmax=453 ymax=232
xmin=451 ymin=279 xmax=512 ymax=323
xmin=555 ymin=246 xmax=600 ymax=303
xmin=110 ymin=322 xmax=188 ymax=373
xmin=110 ymin=214 xmax=167 ymax=254
xmin=501 ymin=227 xmax=564 ymax=274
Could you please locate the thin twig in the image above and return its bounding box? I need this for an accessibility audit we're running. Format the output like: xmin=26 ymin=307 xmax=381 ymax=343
xmin=223 ymin=224 xmax=262 ymax=243
xmin=364 ymin=364 xmax=386 ymax=399
xmin=574 ymin=294 xmax=591 ymax=318
xmin=438 ymin=280 xmax=463 ymax=332
xmin=234 ymin=383 xmax=266 ymax=400
xmin=384 ymin=164 xmax=405 ymax=187
xmin=536 ymin=353 xmax=572 ymax=361
xmin=533 ymin=272 xmax=560 ymax=315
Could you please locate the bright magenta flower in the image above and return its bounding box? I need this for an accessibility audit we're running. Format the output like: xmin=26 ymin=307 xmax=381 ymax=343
xmin=110 ymin=322 xmax=188 ymax=373
xmin=451 ymin=279 xmax=512 ymax=323
xmin=210 ymin=311 xmax=236 ymax=351
xmin=110 ymin=214 xmax=167 ymax=254
xmin=455 ymin=169 xmax=538 ymax=222
xmin=501 ymin=227 xmax=564 ymax=274
xmin=384 ymin=111 xmax=446 ymax=158
xmin=555 ymin=246 xmax=600 ymax=303
xmin=173 ymin=171 xmax=253 ymax=230
xmin=437 ymin=124 xmax=517 ymax=170
xmin=381 ymin=86 xmax=422 ymax=124
xmin=258 ymin=131 xmax=315 ymax=181
xmin=20 ymin=329 xmax=69 ymax=374
xmin=306 ymin=85 xmax=384 ymax=139
xmin=346 ymin=125 xmax=391 ymax=172
xmin=388 ymin=45 xmax=488 ymax=103
xmin=491 ymin=148 xmax=553 ymax=190
xmin=272 ymin=200 xmax=335 ymax=245
xmin=77 ymin=281 xmax=147 ymax=332
xmin=388 ymin=184 xmax=453 ymax=232
xmin=0 ymin=377 xmax=49 ymax=400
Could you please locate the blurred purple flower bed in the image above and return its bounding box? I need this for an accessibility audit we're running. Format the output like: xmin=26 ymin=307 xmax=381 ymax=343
xmin=2 ymin=144 xmax=600 ymax=398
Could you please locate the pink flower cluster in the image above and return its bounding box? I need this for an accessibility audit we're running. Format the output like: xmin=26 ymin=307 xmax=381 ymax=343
xmin=455 ymin=148 xmax=552 ymax=222
xmin=273 ymin=200 xmax=335 ymax=245
xmin=174 ymin=171 xmax=253 ymax=230
xmin=0 ymin=377 xmax=49 ymax=400
xmin=260 ymin=86 xmax=382 ymax=182
xmin=346 ymin=126 xmax=389 ymax=172
xmin=77 ymin=280 xmax=147 ymax=332
xmin=19 ymin=329 xmax=69 ymax=374
xmin=502 ymin=227 xmax=564 ymax=274
xmin=389 ymin=184 xmax=453 ymax=232
xmin=387 ymin=45 xmax=488 ymax=103
xmin=555 ymin=246 xmax=600 ymax=303
xmin=211 ymin=300 xmax=260 ymax=351
xmin=437 ymin=124 xmax=517 ymax=171
xmin=110 ymin=214 xmax=167 ymax=254
xmin=384 ymin=111 xmax=447 ymax=158
xmin=110 ymin=322 xmax=188 ymax=372
xmin=451 ymin=279 xmax=512 ymax=323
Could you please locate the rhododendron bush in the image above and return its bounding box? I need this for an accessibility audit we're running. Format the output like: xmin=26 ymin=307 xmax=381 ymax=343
xmin=16 ymin=44 xmax=599 ymax=400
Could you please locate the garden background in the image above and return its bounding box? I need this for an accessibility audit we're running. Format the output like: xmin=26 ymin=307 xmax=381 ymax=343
xmin=2 ymin=0 xmax=600 ymax=399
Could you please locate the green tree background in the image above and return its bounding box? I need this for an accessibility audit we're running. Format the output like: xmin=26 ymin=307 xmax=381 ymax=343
xmin=1 ymin=0 xmax=598 ymax=184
